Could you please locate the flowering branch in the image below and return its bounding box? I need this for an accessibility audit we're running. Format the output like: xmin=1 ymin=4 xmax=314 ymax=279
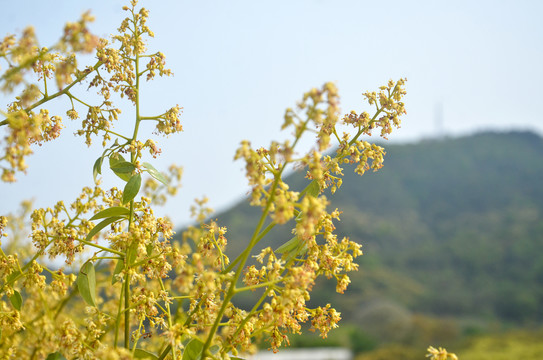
xmin=0 ymin=1 xmax=424 ymax=360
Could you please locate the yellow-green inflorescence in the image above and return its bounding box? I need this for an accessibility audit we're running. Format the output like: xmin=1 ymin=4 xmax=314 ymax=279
xmin=0 ymin=1 xmax=421 ymax=359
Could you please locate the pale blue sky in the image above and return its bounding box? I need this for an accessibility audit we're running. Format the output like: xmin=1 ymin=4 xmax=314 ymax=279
xmin=1 ymin=0 xmax=542 ymax=226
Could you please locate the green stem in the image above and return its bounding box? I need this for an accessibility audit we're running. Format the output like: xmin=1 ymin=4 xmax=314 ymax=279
xmin=123 ymin=8 xmax=145 ymax=350
xmin=0 ymin=60 xmax=102 ymax=126
xmin=66 ymin=91 xmax=94 ymax=108
xmin=234 ymin=280 xmax=280 ymax=293
xmin=43 ymin=68 xmax=48 ymax=97
xmin=104 ymin=129 xmax=131 ymax=141
xmin=124 ymin=271 xmax=130 ymax=349
xmin=79 ymin=239 xmax=125 ymax=256
xmin=114 ymin=279 xmax=125 ymax=348
xmin=159 ymin=278 xmax=177 ymax=360
xmin=139 ymin=115 xmax=161 ymax=120
xmin=131 ymin=318 xmax=145 ymax=354
xmin=223 ymin=220 xmax=276 ymax=274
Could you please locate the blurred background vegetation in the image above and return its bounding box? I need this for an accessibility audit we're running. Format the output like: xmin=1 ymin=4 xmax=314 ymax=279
xmin=176 ymin=130 xmax=543 ymax=359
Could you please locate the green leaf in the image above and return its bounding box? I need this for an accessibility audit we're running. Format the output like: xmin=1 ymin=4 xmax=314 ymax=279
xmin=142 ymin=162 xmax=169 ymax=185
xmin=275 ymin=235 xmax=301 ymax=254
xmin=285 ymin=242 xmax=309 ymax=263
xmin=46 ymin=352 xmax=67 ymax=360
xmin=9 ymin=290 xmax=22 ymax=310
xmin=182 ymin=338 xmax=204 ymax=360
xmin=77 ymin=262 xmax=96 ymax=307
xmin=134 ymin=349 xmax=159 ymax=359
xmin=276 ymin=235 xmax=308 ymax=263
xmin=109 ymin=154 xmax=131 ymax=182
xmin=111 ymin=259 xmax=124 ymax=285
xmin=122 ymin=173 xmax=142 ymax=204
xmin=111 ymin=161 xmax=136 ymax=174
xmin=146 ymin=243 xmax=153 ymax=256
xmin=92 ymin=156 xmax=104 ymax=183
xmin=89 ymin=207 xmax=130 ymax=221
xmin=306 ymin=179 xmax=320 ymax=197
xmin=86 ymin=216 xmax=124 ymax=242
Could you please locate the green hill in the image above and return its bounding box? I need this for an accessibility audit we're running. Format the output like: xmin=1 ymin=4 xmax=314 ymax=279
xmin=208 ymin=130 xmax=543 ymax=329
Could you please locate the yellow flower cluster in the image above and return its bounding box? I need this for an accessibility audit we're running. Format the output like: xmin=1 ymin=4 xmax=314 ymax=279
xmin=0 ymin=215 xmax=7 ymax=239
xmin=427 ymin=346 xmax=459 ymax=360
xmin=0 ymin=9 xmax=99 ymax=180
xmin=219 ymin=78 xmax=406 ymax=356
xmin=2 ymin=105 xmax=63 ymax=181
xmin=30 ymin=187 xmax=101 ymax=264
xmin=0 ymin=1 xmax=418 ymax=359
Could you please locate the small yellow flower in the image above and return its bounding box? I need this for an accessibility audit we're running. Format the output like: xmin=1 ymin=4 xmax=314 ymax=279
xmin=427 ymin=346 xmax=459 ymax=360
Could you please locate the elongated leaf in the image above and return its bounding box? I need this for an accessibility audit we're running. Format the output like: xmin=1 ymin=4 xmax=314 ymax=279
xmin=142 ymin=162 xmax=169 ymax=185
xmin=111 ymin=259 xmax=124 ymax=285
xmin=109 ymin=154 xmax=131 ymax=181
xmin=141 ymin=162 xmax=157 ymax=171
xmin=134 ymin=349 xmax=159 ymax=359
xmin=89 ymin=207 xmax=130 ymax=221
xmin=275 ymin=236 xmax=301 ymax=254
xmin=122 ymin=173 xmax=141 ymax=204
xmin=9 ymin=290 xmax=22 ymax=310
xmin=276 ymin=235 xmax=308 ymax=263
xmin=86 ymin=216 xmax=124 ymax=242
xmin=111 ymin=161 xmax=136 ymax=174
xmin=92 ymin=156 xmax=104 ymax=183
xmin=111 ymin=170 xmax=132 ymax=182
xmin=284 ymin=242 xmax=309 ymax=263
xmin=77 ymin=262 xmax=96 ymax=307
xmin=306 ymin=179 xmax=320 ymax=197
xmin=182 ymin=338 xmax=204 ymax=360
xmin=46 ymin=352 xmax=67 ymax=360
